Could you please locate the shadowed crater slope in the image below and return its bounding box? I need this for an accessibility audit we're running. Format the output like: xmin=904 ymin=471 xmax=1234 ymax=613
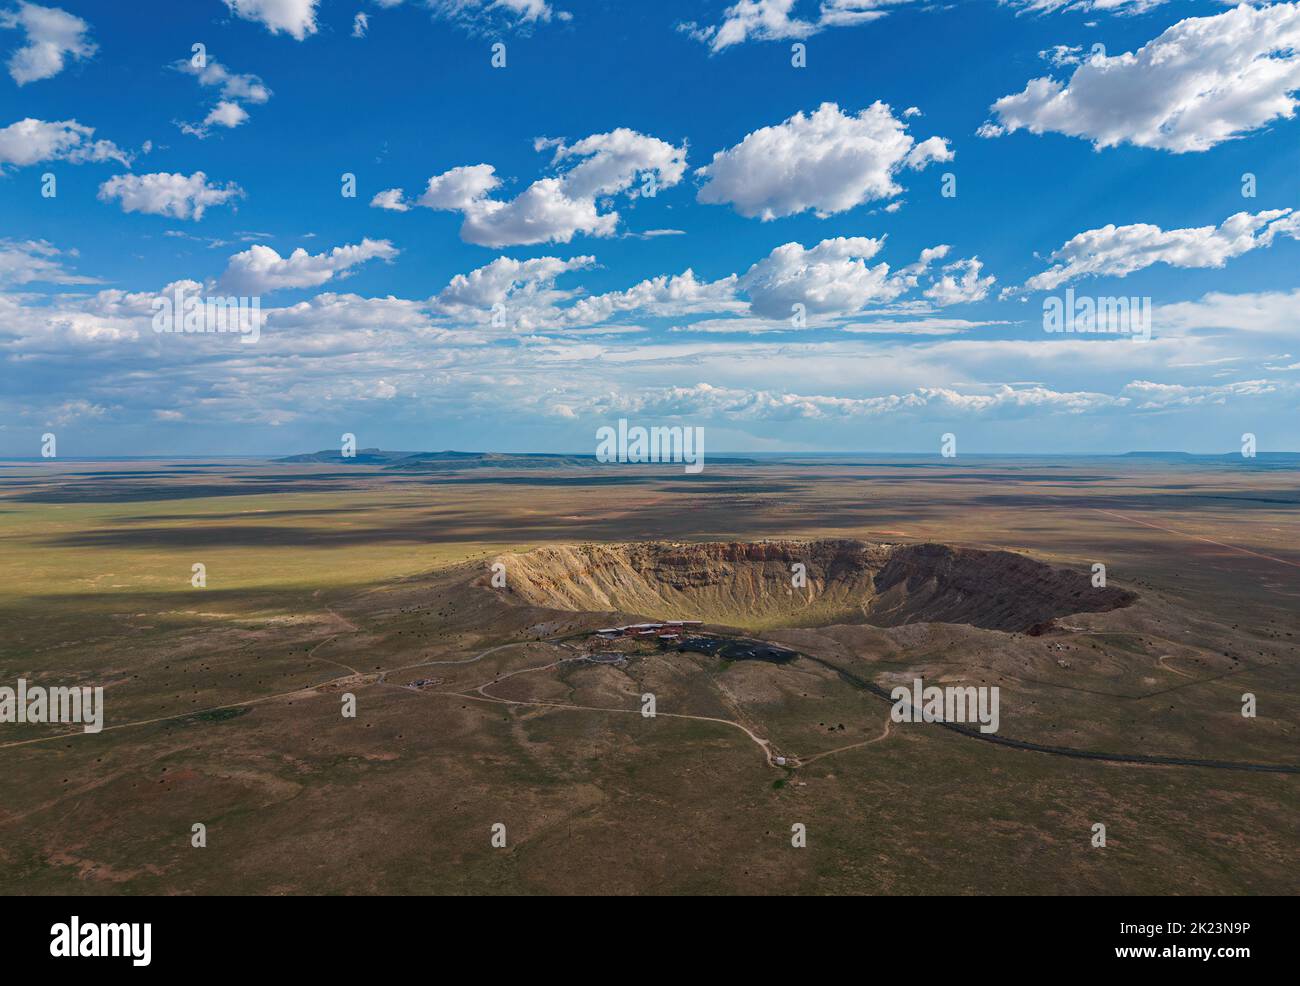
xmin=490 ymin=539 xmax=1137 ymax=632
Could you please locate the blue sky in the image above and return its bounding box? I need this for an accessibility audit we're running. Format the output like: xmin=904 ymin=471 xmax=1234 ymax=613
xmin=1 ymin=0 xmax=1298 ymax=455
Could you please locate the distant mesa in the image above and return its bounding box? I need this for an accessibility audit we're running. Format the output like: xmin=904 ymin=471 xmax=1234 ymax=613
xmin=273 ymin=448 xmax=594 ymax=469
xmin=488 ymin=539 xmax=1137 ymax=634
xmin=388 ymin=451 xmax=597 ymax=471
xmin=273 ymin=449 xmax=758 ymax=469
xmin=275 ymin=447 xmax=414 ymax=464
xmin=1121 ymin=450 xmax=1300 ymax=462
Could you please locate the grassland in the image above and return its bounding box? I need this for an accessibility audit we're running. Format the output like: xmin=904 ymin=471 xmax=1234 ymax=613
xmin=0 ymin=454 xmax=1296 ymax=894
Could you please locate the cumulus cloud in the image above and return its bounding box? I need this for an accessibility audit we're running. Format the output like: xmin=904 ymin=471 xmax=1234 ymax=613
xmin=3 ymin=265 xmax=1288 ymax=446
xmin=0 ymin=117 xmax=130 ymax=167
xmin=681 ymin=0 xmax=911 ymax=53
xmin=426 ymin=254 xmax=743 ymax=334
xmin=181 ymin=100 xmax=249 ymax=136
xmin=563 ymin=270 xmax=744 ymax=328
xmin=740 ymin=237 xmax=962 ymax=318
xmin=0 ymin=1 xmax=95 ymax=84
xmin=97 ymin=172 xmax=245 ymax=221
xmin=424 ymin=235 xmax=990 ymax=334
xmin=352 ymin=12 xmax=368 ymax=37
xmin=176 ymin=56 xmax=271 ymax=104
xmin=1015 ymin=209 xmax=1300 ymax=293
xmin=742 ymin=237 xmax=892 ymax=318
xmin=434 ymin=254 xmax=594 ymax=314
xmin=217 ymin=238 xmax=399 ymax=294
xmin=696 ymin=102 xmax=951 ymax=220
xmin=223 ymin=0 xmax=319 ymax=40
xmin=982 ymin=3 xmax=1300 ymax=153
xmin=924 ymin=257 xmax=996 ymax=305
xmin=369 ymin=187 xmax=410 ymax=212
xmin=374 ymin=128 xmax=687 ymax=246
xmin=175 ymin=56 xmax=271 ymax=136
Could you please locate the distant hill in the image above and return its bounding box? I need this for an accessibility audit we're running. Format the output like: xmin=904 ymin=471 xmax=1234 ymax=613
xmin=274 ymin=448 xmax=415 ymax=464
xmin=1122 ymin=451 xmax=1300 ymax=462
xmin=386 ymin=451 xmax=597 ymax=471
xmin=273 ymin=449 xmax=757 ymax=469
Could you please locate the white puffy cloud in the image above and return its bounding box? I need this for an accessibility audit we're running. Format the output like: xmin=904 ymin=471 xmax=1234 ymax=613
xmin=742 ymin=237 xmax=894 ymax=318
xmin=739 ymin=237 xmax=965 ymax=318
xmin=417 ymin=163 xmax=501 ymax=209
xmin=731 ymin=239 xmax=986 ymax=321
xmin=97 ymin=172 xmax=245 ymax=221
xmin=0 ymin=1 xmax=95 ymax=85
xmin=376 ymin=129 xmax=687 ymax=246
xmin=422 ymin=236 xmax=989 ymax=332
xmin=352 ymin=12 xmax=368 ymax=37
xmin=184 ymin=100 xmax=249 ymax=134
xmin=434 ymin=254 xmax=594 ymax=313
xmin=175 ymin=57 xmax=270 ymax=136
xmin=924 ymin=257 xmax=995 ymax=305
xmin=563 ymin=270 xmax=744 ymax=327
xmin=3 ymin=261 xmax=1290 ymax=447
xmin=681 ymin=0 xmax=912 ymax=53
xmin=1016 ymin=209 xmax=1300 ymax=293
xmin=223 ymin=0 xmax=319 ymax=40
xmin=176 ymin=57 xmax=271 ymax=104
xmin=0 ymin=117 xmax=129 ymax=167
xmin=217 ymin=238 xmax=399 ymax=294
xmin=369 ymin=187 xmax=410 ymax=212
xmin=696 ymin=102 xmax=951 ymax=220
xmin=983 ymin=3 xmax=1300 ymax=153
xmin=426 ymin=255 xmax=742 ymax=334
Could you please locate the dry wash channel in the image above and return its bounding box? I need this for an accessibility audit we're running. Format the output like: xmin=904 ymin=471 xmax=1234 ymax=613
xmin=490 ymin=539 xmax=1136 ymax=632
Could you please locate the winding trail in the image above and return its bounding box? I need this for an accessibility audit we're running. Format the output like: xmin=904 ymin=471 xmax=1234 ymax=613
xmin=1156 ymin=653 xmax=1194 ymax=679
xmin=797 ymin=653 xmax=1299 ymax=775
xmin=0 ymin=631 xmax=524 ymax=753
xmin=442 ymin=688 xmax=785 ymax=768
xmin=799 ymin=716 xmax=894 ymax=766
xmin=6 ymin=611 xmax=1296 ymax=776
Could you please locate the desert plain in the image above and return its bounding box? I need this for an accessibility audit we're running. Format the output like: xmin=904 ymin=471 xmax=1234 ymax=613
xmin=0 ymin=452 xmax=1295 ymax=895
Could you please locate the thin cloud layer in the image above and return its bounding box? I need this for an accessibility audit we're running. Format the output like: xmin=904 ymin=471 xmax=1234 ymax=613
xmin=682 ymin=0 xmax=912 ymax=52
